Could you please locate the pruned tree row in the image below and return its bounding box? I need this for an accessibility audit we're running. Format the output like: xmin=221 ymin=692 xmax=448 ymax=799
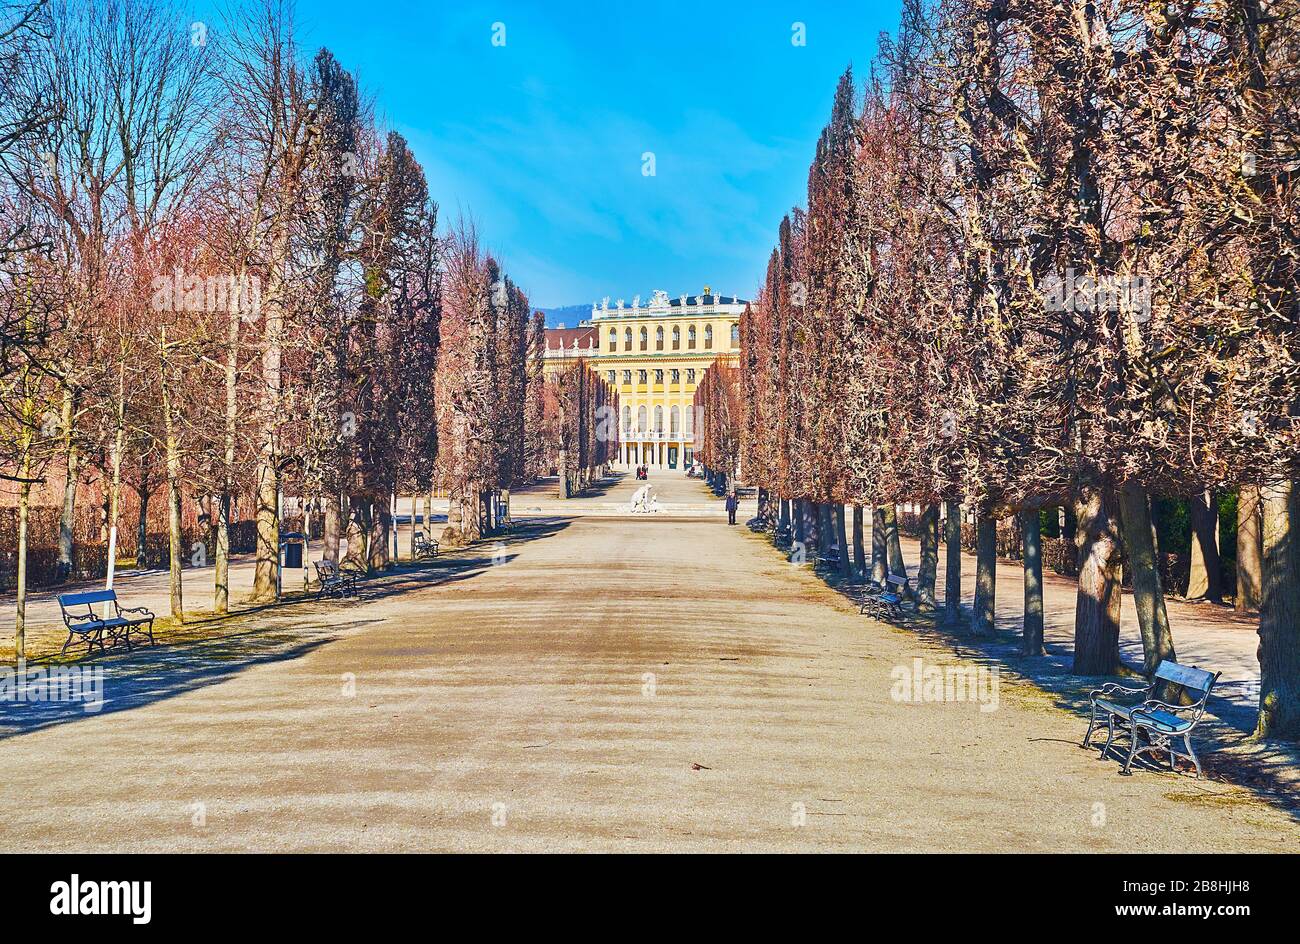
xmin=543 ymin=359 xmax=618 ymax=500
xmin=0 ymin=0 xmax=544 ymax=656
xmin=693 ymin=363 xmax=741 ymax=495
xmin=701 ymin=0 xmax=1300 ymax=739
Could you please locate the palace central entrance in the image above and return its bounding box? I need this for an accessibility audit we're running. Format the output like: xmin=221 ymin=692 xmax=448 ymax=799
xmin=622 ymin=440 xmax=691 ymax=470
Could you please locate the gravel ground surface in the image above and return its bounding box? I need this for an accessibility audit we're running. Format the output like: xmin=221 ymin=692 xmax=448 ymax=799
xmin=0 ymin=472 xmax=1296 ymax=851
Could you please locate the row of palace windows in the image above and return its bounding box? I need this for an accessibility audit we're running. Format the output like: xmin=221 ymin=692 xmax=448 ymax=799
xmin=607 ymin=367 xmax=696 ymax=386
xmin=608 ymin=323 xmax=740 ymax=352
xmin=622 ymin=404 xmax=693 ymax=436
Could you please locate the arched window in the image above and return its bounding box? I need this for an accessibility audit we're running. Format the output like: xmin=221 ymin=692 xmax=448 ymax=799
xmin=655 ymin=326 xmax=664 ymax=350
xmin=688 ymin=325 xmax=697 ymax=349
xmin=654 ymin=405 xmax=664 ymax=432
xmin=637 ymin=406 xmax=648 ymax=433
xmin=672 ymin=326 xmax=680 ymax=349
xmin=624 ymin=327 xmax=632 ymax=351
xmin=685 ymin=405 xmax=694 ymax=436
xmin=622 ymin=404 xmax=631 ymax=434
xmin=731 ymin=323 xmax=740 ymax=346
xmin=639 ymin=327 xmax=648 ymax=351
xmin=704 ymin=324 xmax=713 ymax=349
xmin=670 ymin=406 xmax=681 ymax=435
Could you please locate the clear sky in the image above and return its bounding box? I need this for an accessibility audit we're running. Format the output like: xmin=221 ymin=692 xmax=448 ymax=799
xmin=211 ymin=0 xmax=903 ymax=309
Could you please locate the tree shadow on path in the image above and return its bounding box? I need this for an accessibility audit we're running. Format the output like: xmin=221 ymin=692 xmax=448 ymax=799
xmin=0 ymin=517 xmax=574 ymax=742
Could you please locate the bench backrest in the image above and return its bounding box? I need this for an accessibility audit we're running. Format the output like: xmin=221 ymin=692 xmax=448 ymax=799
xmin=1154 ymin=660 xmax=1216 ymax=696
xmin=885 ymin=573 xmax=909 ymax=589
xmin=315 ymin=560 xmax=339 ymax=577
xmin=58 ymin=589 xmax=118 ymax=609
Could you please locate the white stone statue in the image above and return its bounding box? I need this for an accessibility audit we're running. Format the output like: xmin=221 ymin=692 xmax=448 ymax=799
xmin=630 ymin=484 xmax=659 ymax=514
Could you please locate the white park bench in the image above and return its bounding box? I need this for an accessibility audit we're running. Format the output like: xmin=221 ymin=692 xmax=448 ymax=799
xmin=1083 ymin=660 xmax=1220 ymax=779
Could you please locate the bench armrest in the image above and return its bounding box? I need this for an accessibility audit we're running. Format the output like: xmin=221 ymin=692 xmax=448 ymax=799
xmin=1139 ymin=698 xmax=1201 ymax=715
xmin=64 ymin=612 xmax=99 ymax=624
xmin=119 ymin=605 xmax=154 ymax=617
xmin=1089 ymin=683 xmax=1147 ymax=702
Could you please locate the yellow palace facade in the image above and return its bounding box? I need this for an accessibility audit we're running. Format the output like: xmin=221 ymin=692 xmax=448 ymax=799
xmin=543 ymin=287 xmax=746 ymax=470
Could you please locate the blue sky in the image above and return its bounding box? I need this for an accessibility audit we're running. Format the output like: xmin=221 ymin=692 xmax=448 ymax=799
xmin=215 ymin=1 xmax=903 ymax=309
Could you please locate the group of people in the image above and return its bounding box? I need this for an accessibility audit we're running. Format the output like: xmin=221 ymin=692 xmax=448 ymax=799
xmin=635 ymin=465 xmax=649 ymax=480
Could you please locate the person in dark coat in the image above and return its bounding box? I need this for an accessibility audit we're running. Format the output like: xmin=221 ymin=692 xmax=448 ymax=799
xmin=725 ymin=491 xmax=738 ymax=525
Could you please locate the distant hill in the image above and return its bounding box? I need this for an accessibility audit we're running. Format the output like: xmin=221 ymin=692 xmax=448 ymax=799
xmin=534 ymin=304 xmax=593 ymax=329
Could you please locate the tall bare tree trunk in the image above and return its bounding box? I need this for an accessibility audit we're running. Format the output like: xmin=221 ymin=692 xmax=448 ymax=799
xmin=216 ymin=307 xmax=239 ymax=613
xmin=447 ymin=492 xmax=462 ymax=539
xmin=1021 ymin=508 xmax=1044 ymax=656
xmin=835 ymin=504 xmax=851 ymax=579
xmin=135 ymin=480 xmax=150 ymax=571
xmin=13 ymin=383 xmax=34 ymax=660
xmin=368 ymin=497 xmax=390 ymax=571
xmin=323 ymin=495 xmax=341 ymax=564
xmin=215 ymin=494 xmax=231 ymax=614
xmin=1237 ymin=484 xmax=1263 ymax=612
xmin=1073 ymin=486 xmax=1124 ymax=675
xmin=252 ymin=225 xmax=290 ymax=602
xmin=779 ymin=497 xmax=791 ymax=537
xmin=1187 ymin=490 xmax=1222 ymax=602
xmin=162 ymin=380 xmax=184 ymax=621
xmin=883 ymin=504 xmax=906 ymax=580
xmin=917 ymin=503 xmax=938 ymax=610
xmin=943 ymin=500 xmax=962 ymax=626
xmin=410 ymin=494 xmax=423 ymax=557
xmin=852 ymin=504 xmax=866 ymax=579
xmin=343 ymin=498 xmax=369 ymax=571
xmin=160 ymin=329 xmax=185 ymax=620
xmin=1256 ymin=480 xmax=1300 ymax=739
xmin=390 ymin=487 xmax=399 ymax=561
xmin=818 ymin=502 xmax=833 ymax=555
xmin=973 ymin=512 xmax=996 ymax=635
xmin=1119 ymin=482 xmax=1175 ymax=674
xmin=56 ymin=384 xmax=78 ymax=583
xmin=871 ymin=506 xmax=887 ymax=584
xmin=105 ymin=367 xmax=126 ymax=590
xmin=165 ymin=457 xmax=184 ymax=620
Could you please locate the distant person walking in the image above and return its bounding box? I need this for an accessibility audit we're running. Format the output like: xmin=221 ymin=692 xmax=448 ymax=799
xmin=725 ymin=491 xmax=738 ymax=526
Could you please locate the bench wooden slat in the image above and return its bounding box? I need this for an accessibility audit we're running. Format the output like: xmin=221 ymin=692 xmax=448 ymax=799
xmin=1154 ymin=661 xmax=1215 ymax=692
xmin=59 ymin=589 xmax=117 ymax=607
